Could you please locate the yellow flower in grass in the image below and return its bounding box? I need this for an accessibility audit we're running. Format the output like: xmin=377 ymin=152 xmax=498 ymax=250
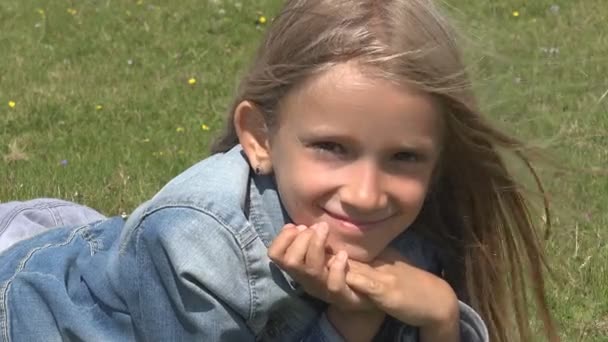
xmin=258 ymin=16 xmax=267 ymax=24
xmin=176 ymin=127 xmax=185 ymax=133
xmin=95 ymin=105 xmax=103 ymax=110
xmin=36 ymin=8 xmax=45 ymax=17
xmin=188 ymin=77 xmax=197 ymax=85
xmin=512 ymin=10 xmax=520 ymax=17
xmin=67 ymin=8 xmax=77 ymax=15
xmin=8 ymin=101 xmax=16 ymax=108
xmin=201 ymin=124 xmax=210 ymax=131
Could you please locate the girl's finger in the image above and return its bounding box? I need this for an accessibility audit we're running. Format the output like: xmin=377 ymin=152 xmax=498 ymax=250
xmin=267 ymin=224 xmax=300 ymax=262
xmin=326 ymin=250 xmax=348 ymax=295
xmin=327 ymin=254 xmax=337 ymax=267
xmin=305 ymin=222 xmax=329 ymax=274
xmin=327 ymin=251 xmax=371 ymax=308
xmin=281 ymin=226 xmax=315 ymax=269
xmin=346 ymin=259 xmax=380 ymax=277
xmin=345 ymin=270 xmax=383 ymax=298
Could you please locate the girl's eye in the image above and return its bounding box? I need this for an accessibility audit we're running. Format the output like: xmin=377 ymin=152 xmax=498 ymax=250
xmin=393 ymin=151 xmax=421 ymax=163
xmin=310 ymin=141 xmax=346 ymax=155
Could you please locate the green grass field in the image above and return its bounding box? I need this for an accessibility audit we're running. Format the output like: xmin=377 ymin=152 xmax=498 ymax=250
xmin=1 ymin=0 xmax=606 ymax=340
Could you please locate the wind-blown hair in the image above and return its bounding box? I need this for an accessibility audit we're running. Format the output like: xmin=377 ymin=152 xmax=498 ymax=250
xmin=212 ymin=1 xmax=559 ymax=340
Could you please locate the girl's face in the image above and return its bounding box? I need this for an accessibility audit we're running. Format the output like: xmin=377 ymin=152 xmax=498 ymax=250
xmin=269 ymin=63 xmax=442 ymax=262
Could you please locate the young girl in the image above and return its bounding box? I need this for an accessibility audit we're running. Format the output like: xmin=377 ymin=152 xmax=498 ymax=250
xmin=0 ymin=0 xmax=558 ymax=341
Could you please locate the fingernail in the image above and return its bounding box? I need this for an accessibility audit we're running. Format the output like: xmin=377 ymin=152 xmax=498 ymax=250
xmin=296 ymin=225 xmax=307 ymax=232
xmin=327 ymin=255 xmax=336 ymax=266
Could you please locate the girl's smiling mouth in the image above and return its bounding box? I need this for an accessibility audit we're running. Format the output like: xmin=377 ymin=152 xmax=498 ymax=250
xmin=322 ymin=208 xmax=392 ymax=232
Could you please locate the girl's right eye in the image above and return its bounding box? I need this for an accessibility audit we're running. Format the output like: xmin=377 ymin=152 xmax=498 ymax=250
xmin=309 ymin=141 xmax=346 ymax=155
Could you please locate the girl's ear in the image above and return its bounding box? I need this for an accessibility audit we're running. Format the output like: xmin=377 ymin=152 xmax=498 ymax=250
xmin=233 ymin=100 xmax=273 ymax=174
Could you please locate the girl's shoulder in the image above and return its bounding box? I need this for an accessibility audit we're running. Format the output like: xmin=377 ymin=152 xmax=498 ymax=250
xmin=151 ymin=145 xmax=249 ymax=211
xmin=132 ymin=145 xmax=253 ymax=231
xmin=116 ymin=144 xmax=262 ymax=254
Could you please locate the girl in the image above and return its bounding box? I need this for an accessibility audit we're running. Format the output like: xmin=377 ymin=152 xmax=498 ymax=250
xmin=0 ymin=0 xmax=558 ymax=341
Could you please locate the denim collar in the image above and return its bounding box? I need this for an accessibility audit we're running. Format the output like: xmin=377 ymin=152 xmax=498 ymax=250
xmin=246 ymin=168 xmax=305 ymax=292
xmin=247 ymin=172 xmax=290 ymax=247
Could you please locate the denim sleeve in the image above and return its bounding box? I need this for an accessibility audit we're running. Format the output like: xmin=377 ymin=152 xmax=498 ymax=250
xmin=301 ymin=312 xmax=345 ymax=342
xmin=115 ymin=207 xmax=256 ymax=341
xmin=307 ymin=302 xmax=489 ymax=342
xmin=458 ymin=301 xmax=489 ymax=342
xmin=0 ymin=198 xmax=105 ymax=253
xmin=370 ymin=300 xmax=488 ymax=342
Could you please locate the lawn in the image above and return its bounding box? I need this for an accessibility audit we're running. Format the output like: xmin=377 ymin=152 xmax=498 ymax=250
xmin=1 ymin=0 xmax=606 ymax=340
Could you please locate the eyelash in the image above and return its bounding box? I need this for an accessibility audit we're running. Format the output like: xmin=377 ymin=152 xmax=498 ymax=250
xmin=308 ymin=141 xmax=423 ymax=163
xmin=309 ymin=141 xmax=346 ymax=155
xmin=393 ymin=151 xmax=421 ymax=163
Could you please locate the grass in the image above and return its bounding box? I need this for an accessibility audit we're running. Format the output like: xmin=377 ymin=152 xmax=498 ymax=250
xmin=1 ymin=0 xmax=606 ymax=340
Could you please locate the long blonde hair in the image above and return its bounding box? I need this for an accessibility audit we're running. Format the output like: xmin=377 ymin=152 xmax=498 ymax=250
xmin=212 ymin=0 xmax=558 ymax=340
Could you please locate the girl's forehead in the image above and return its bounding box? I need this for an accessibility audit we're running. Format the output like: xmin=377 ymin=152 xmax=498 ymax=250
xmin=284 ymin=62 xmax=439 ymax=119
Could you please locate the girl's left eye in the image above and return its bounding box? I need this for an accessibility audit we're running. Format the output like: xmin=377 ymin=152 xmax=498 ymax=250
xmin=310 ymin=141 xmax=346 ymax=155
xmin=393 ymin=151 xmax=422 ymax=163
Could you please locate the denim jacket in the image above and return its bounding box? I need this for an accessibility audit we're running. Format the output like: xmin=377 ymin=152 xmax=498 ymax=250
xmin=0 ymin=145 xmax=488 ymax=341
xmin=0 ymin=198 xmax=105 ymax=253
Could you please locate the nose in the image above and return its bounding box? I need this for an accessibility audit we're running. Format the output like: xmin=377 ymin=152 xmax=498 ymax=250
xmin=338 ymin=159 xmax=388 ymax=212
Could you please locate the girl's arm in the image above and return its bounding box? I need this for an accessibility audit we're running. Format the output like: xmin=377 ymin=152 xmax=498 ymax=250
xmin=118 ymin=208 xmax=257 ymax=341
xmin=345 ymin=250 xmax=488 ymax=342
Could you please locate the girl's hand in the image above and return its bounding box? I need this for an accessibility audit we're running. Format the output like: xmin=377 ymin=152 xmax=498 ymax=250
xmin=267 ymin=222 xmax=373 ymax=312
xmin=345 ymin=248 xmax=460 ymax=341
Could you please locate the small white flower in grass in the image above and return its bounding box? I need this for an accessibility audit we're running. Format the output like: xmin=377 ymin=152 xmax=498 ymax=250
xmin=540 ymin=47 xmax=559 ymax=56
xmin=549 ymin=5 xmax=560 ymax=14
